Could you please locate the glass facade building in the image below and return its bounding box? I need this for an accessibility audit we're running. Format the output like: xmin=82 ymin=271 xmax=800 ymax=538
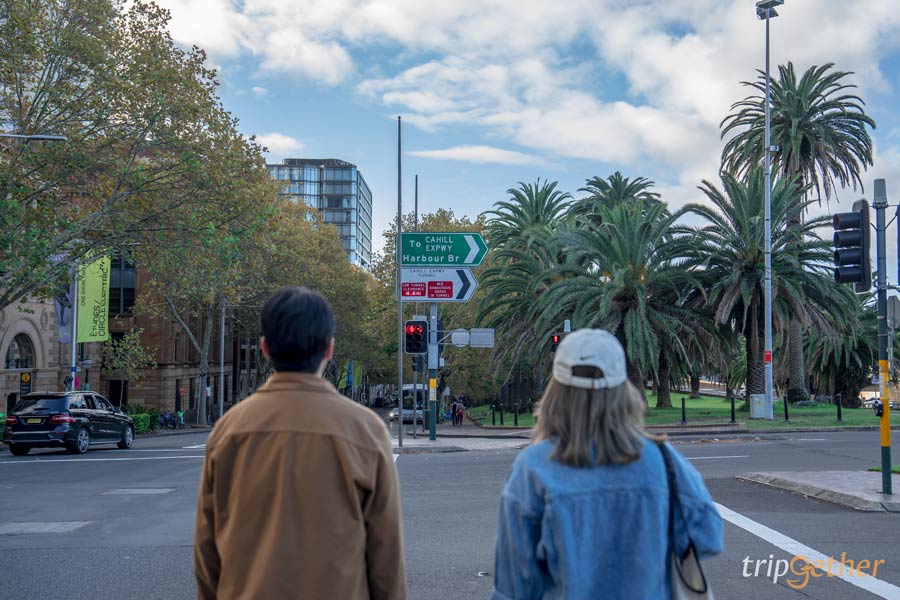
xmin=267 ymin=158 xmax=373 ymax=269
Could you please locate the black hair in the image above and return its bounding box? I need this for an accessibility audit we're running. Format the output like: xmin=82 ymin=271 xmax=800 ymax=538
xmin=260 ymin=286 xmax=335 ymax=373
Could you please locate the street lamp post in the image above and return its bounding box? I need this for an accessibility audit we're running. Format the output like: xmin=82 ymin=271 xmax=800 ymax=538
xmin=757 ymin=0 xmax=783 ymax=420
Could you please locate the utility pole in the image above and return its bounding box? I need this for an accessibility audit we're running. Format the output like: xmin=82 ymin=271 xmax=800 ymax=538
xmin=412 ymin=175 xmax=419 ymax=437
xmin=396 ymin=116 xmax=404 ymax=449
xmin=875 ymin=179 xmax=891 ymax=494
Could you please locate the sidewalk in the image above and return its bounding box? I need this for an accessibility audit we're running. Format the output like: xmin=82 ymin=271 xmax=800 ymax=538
xmin=738 ymin=471 xmax=900 ymax=512
xmin=136 ymin=425 xmax=212 ymax=438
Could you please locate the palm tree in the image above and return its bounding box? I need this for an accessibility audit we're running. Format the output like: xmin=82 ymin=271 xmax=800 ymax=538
xmin=684 ymin=169 xmax=857 ymax=396
xmin=483 ymin=179 xmax=571 ymax=251
xmin=537 ymin=200 xmax=703 ymax=406
xmin=720 ymin=62 xmax=876 ymax=402
xmin=478 ymin=180 xmax=571 ymax=394
xmin=570 ymin=171 xmax=662 ymax=222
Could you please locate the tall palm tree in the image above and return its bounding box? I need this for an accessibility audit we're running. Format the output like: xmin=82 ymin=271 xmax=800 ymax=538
xmin=570 ymin=171 xmax=662 ymax=222
xmin=684 ymin=169 xmax=857 ymax=396
xmin=720 ymin=62 xmax=876 ymax=402
xmin=483 ymin=179 xmax=571 ymax=251
xmin=721 ymin=62 xmax=876 ymax=203
xmin=479 ymin=180 xmax=571 ymax=392
xmin=537 ymin=200 xmax=703 ymax=406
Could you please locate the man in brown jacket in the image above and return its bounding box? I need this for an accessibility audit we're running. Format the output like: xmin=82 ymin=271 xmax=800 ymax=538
xmin=194 ymin=287 xmax=406 ymax=599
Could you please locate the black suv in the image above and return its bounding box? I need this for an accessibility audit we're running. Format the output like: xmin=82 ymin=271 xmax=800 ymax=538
xmin=3 ymin=392 xmax=135 ymax=456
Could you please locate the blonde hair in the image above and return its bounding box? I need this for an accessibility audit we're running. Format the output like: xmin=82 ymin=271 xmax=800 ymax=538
xmin=533 ymin=374 xmax=651 ymax=467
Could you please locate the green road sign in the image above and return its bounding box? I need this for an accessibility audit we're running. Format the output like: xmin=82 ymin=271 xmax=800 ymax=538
xmin=400 ymin=232 xmax=488 ymax=267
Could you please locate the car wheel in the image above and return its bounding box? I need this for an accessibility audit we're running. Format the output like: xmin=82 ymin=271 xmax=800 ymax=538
xmin=68 ymin=428 xmax=90 ymax=454
xmin=8 ymin=444 xmax=31 ymax=456
xmin=117 ymin=425 xmax=134 ymax=450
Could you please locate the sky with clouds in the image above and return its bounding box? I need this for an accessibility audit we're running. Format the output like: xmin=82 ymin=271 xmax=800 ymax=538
xmin=156 ymin=0 xmax=900 ymax=267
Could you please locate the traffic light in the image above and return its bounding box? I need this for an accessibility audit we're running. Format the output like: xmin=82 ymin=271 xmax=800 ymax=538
xmin=404 ymin=320 xmax=428 ymax=355
xmin=550 ymin=332 xmax=561 ymax=352
xmin=832 ymin=199 xmax=871 ymax=293
xmin=411 ymin=355 xmax=425 ymax=372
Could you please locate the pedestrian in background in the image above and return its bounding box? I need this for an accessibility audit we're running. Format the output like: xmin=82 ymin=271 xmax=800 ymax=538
xmin=450 ymin=399 xmax=458 ymax=427
xmin=491 ymin=329 xmax=723 ymax=599
xmin=194 ymin=286 xmax=406 ymax=600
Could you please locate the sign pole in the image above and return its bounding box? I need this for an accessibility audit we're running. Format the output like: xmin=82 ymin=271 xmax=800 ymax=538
xmin=396 ymin=116 xmax=403 ymax=450
xmin=413 ymin=175 xmax=419 ymax=437
xmin=875 ymin=179 xmax=891 ymax=494
xmin=69 ymin=264 xmax=79 ymax=391
xmin=429 ymin=302 xmax=438 ymax=441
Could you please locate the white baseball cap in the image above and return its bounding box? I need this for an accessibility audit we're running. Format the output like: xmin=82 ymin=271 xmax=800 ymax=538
xmin=552 ymin=329 xmax=628 ymax=390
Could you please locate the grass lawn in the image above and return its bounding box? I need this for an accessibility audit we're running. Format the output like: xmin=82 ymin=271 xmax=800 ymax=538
xmin=867 ymin=466 xmax=900 ymax=474
xmin=469 ymin=393 xmax=900 ymax=430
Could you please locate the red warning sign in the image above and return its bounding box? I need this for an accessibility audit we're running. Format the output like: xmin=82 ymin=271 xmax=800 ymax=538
xmin=401 ymin=282 xmax=426 ymax=297
xmin=428 ymin=280 xmax=454 ymax=299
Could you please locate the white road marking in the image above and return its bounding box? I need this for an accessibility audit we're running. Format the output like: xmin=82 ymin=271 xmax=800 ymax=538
xmin=686 ymin=455 xmax=750 ymax=460
xmin=182 ymin=444 xmax=207 ymax=449
xmin=0 ymin=455 xmax=204 ymax=465
xmin=715 ymin=502 xmax=900 ymax=599
xmin=0 ymin=521 xmax=92 ymax=535
xmin=798 ymin=438 xmax=827 ymax=442
xmin=393 ymin=454 xmax=399 ymax=463
xmin=102 ymin=488 xmax=175 ymax=495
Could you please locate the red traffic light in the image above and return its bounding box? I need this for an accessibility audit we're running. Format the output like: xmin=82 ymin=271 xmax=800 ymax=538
xmin=551 ymin=334 xmax=560 ymax=344
xmin=405 ymin=324 xmax=423 ymax=335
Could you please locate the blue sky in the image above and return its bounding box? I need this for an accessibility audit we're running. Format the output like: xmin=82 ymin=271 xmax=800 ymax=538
xmin=157 ymin=0 xmax=900 ymax=261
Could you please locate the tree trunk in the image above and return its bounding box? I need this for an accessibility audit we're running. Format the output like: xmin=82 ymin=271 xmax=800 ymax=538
xmin=656 ymin=355 xmax=672 ymax=408
xmin=787 ymin=319 xmax=809 ymax=402
xmin=747 ymin=301 xmax=765 ymax=396
xmin=627 ymin=359 xmax=647 ymax=403
xmin=197 ymin=308 xmax=214 ymax=426
xmin=690 ymin=372 xmax=701 ymax=399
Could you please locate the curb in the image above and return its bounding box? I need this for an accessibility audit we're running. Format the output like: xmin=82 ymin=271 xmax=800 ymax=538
xmin=449 ymin=424 xmax=900 ymax=439
xmin=393 ymin=446 xmax=467 ymax=454
xmin=737 ymin=472 xmax=900 ymax=513
xmin=136 ymin=427 xmax=212 ymax=438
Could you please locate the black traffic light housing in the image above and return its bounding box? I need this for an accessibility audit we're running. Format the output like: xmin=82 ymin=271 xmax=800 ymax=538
xmin=550 ymin=332 xmax=561 ymax=352
xmin=833 ymin=199 xmax=871 ymax=294
xmin=404 ymin=320 xmax=428 ymax=355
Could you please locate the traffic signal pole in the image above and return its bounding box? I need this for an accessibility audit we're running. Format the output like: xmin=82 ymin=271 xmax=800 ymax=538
xmin=875 ymin=179 xmax=892 ymax=494
xmin=396 ymin=116 xmax=403 ymax=450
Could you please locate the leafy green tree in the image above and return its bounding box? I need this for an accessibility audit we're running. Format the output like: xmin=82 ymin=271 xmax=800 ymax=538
xmin=720 ymin=62 xmax=876 ymax=401
xmin=102 ymin=329 xmax=156 ymax=406
xmin=0 ymin=0 xmax=239 ymax=311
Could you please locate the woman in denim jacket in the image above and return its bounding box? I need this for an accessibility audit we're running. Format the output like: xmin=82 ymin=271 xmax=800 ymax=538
xmin=491 ymin=329 xmax=723 ymax=599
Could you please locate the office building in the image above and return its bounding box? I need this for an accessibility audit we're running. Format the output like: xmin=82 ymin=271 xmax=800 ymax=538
xmin=267 ymin=158 xmax=373 ymax=269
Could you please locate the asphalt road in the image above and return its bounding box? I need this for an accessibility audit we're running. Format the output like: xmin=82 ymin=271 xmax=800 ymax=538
xmin=0 ymin=430 xmax=899 ymax=599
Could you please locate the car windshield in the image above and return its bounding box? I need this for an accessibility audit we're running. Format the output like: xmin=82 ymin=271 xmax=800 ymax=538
xmin=12 ymin=396 xmax=67 ymax=414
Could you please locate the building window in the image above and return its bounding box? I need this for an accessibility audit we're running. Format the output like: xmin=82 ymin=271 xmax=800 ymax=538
xmin=109 ymin=254 xmax=136 ymax=315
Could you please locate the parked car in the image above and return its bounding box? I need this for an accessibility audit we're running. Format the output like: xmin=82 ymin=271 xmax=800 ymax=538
xmin=3 ymin=391 xmax=135 ymax=456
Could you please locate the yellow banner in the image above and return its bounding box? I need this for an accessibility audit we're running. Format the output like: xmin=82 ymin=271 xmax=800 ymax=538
xmin=76 ymin=255 xmax=111 ymax=343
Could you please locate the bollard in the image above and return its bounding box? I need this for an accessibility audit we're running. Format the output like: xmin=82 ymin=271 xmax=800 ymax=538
xmin=491 ymin=404 xmax=496 ymax=426
xmin=837 ymin=393 xmax=843 ymax=422
xmin=681 ymin=397 xmax=687 ymax=424
xmin=730 ymin=396 xmax=736 ymax=424
xmin=514 ymin=403 xmax=519 ymax=426
xmin=783 ymin=395 xmax=790 ymax=422
xmin=500 ymin=405 xmax=504 ymax=426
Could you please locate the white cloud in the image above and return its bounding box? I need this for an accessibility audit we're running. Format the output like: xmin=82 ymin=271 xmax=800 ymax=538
xmin=251 ymin=86 xmax=269 ymax=96
xmin=159 ymin=0 xmax=900 ymax=223
xmin=410 ymin=145 xmax=545 ymax=166
xmin=255 ymin=132 xmax=304 ymax=157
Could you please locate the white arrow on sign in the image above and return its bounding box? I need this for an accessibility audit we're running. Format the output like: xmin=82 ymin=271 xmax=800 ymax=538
xmin=464 ymin=235 xmax=480 ymax=264
xmin=400 ymin=268 xmax=479 ymax=302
